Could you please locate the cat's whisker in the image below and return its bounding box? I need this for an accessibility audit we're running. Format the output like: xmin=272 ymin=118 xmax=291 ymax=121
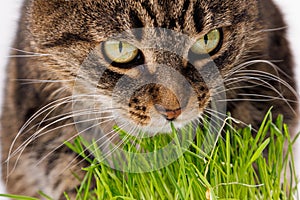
xmin=5 ymin=96 xmax=77 ymax=178
xmin=260 ymin=26 xmax=288 ymax=33
xmin=8 ymin=94 xmax=96 ymax=159
xmin=220 ymin=79 xmax=281 ymax=94
xmin=15 ymin=94 xmax=116 ymax=136
xmin=19 ymin=108 xmax=117 ymax=144
xmin=227 ymin=60 xmax=271 ymax=77
xmin=215 ymin=84 xmax=297 ymax=103
xmin=204 ymin=108 xmax=257 ymax=132
xmin=7 ymin=55 xmax=51 ymax=58
xmin=8 ymin=112 xmax=118 ymax=162
xmin=7 ymin=94 xmax=121 ymax=158
xmin=8 ymin=48 xmax=51 ymax=58
xmin=198 ymin=115 xmax=235 ymax=156
xmin=15 ymin=79 xmax=74 ymax=85
xmin=58 ymin=121 xmax=132 ymax=175
xmin=8 ymin=115 xmax=120 ymax=176
xmin=214 ymin=83 xmax=264 ymax=94
xmin=204 ymin=108 xmax=241 ymax=124
xmin=34 ymin=116 xmax=125 ymax=168
xmin=230 ymin=69 xmax=293 ymax=87
xmin=6 ymin=116 xmax=117 ymax=174
xmin=64 ymin=122 xmax=168 ymax=174
xmin=99 ymin=124 xmax=136 ymax=159
xmin=230 ymin=69 xmax=298 ymax=97
xmin=237 ymin=93 xmax=297 ymax=103
xmin=7 ymin=96 xmax=76 ymax=162
xmin=227 ymin=59 xmax=293 ymax=81
xmin=3 ymin=0 xmax=297 ymax=195
xmin=214 ymin=67 xmax=298 ymax=115
xmin=10 ymin=48 xmax=50 ymax=55
xmin=199 ymin=116 xmax=224 ymax=142
xmin=126 ymin=126 xmax=144 ymax=151
xmin=35 ymin=101 xmax=120 ymax=133
xmin=217 ymin=97 xmax=293 ymax=102
xmin=222 ymin=76 xmax=266 ymax=87
xmin=200 ymin=111 xmax=230 ymax=136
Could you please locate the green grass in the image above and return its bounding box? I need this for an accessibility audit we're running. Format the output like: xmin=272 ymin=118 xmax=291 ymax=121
xmin=1 ymin=111 xmax=299 ymax=200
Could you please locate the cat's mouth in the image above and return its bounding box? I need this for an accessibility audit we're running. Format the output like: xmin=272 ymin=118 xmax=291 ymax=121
xmin=100 ymin=108 xmax=200 ymax=139
xmin=108 ymin=89 xmax=209 ymax=136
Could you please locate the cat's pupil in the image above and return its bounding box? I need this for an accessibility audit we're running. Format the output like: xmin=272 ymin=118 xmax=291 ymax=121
xmin=119 ymin=42 xmax=123 ymax=53
xmin=204 ymin=34 xmax=209 ymax=45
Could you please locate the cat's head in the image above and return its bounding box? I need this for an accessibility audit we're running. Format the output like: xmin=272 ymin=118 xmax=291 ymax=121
xmin=25 ymin=0 xmax=265 ymax=135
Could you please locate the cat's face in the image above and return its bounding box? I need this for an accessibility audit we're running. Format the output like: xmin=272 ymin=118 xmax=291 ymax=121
xmin=27 ymin=0 xmax=264 ymax=135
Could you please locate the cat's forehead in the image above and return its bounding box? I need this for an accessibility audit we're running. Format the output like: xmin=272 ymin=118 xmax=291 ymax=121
xmin=29 ymin=0 xmax=258 ymax=45
xmin=78 ymin=0 xmax=252 ymax=19
xmin=30 ymin=0 xmax=254 ymax=24
xmin=84 ymin=0 xmax=255 ymax=34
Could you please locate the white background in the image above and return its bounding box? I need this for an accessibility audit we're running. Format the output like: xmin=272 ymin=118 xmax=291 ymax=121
xmin=0 ymin=0 xmax=299 ymax=197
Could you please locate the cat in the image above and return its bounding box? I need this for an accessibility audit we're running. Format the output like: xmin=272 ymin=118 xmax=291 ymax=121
xmin=1 ymin=0 xmax=298 ymax=199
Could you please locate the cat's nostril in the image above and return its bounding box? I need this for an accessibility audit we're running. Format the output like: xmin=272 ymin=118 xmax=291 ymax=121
xmin=155 ymin=105 xmax=182 ymax=121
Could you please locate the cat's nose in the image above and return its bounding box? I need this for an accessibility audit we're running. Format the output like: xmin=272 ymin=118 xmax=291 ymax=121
xmin=155 ymin=105 xmax=182 ymax=121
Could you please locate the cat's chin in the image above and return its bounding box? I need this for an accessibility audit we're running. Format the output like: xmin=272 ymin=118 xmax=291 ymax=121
xmin=112 ymin=116 xmax=199 ymax=138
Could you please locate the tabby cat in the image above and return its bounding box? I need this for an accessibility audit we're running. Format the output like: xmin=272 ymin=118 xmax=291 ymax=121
xmin=1 ymin=0 xmax=298 ymax=199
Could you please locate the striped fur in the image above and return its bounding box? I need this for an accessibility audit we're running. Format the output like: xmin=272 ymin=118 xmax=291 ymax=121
xmin=1 ymin=0 xmax=297 ymax=198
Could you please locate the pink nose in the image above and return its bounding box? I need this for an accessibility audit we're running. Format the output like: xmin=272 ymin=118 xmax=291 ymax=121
xmin=155 ymin=105 xmax=182 ymax=121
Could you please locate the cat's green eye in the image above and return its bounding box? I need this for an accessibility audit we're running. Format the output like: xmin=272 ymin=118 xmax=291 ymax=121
xmin=190 ymin=29 xmax=222 ymax=55
xmin=103 ymin=40 xmax=139 ymax=64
